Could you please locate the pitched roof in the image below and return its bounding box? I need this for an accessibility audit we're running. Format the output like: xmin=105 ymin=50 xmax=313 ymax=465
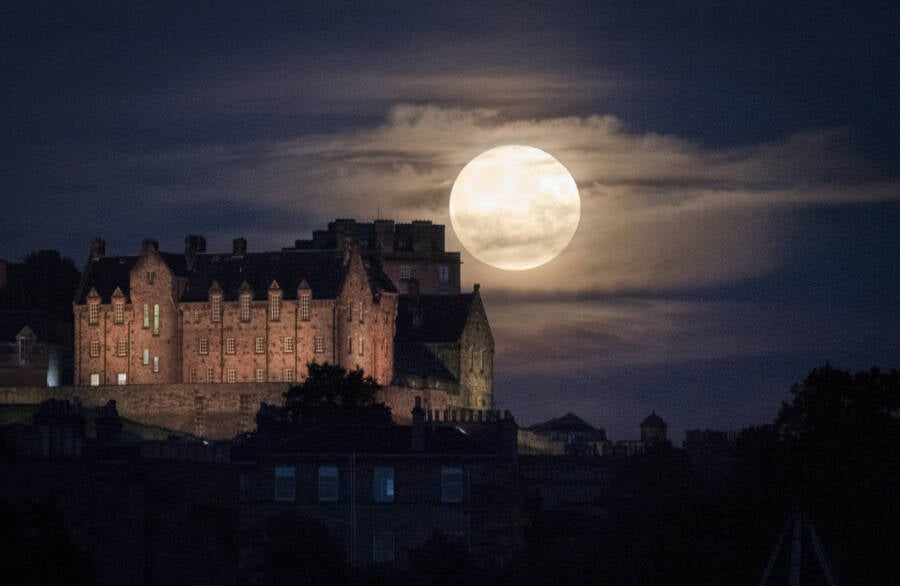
xmin=76 ymin=248 xmax=396 ymax=304
xmin=395 ymin=294 xmax=474 ymax=343
xmin=529 ymin=413 xmax=602 ymax=434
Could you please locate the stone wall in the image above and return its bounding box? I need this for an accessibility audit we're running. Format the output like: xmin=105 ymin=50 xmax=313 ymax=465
xmin=1 ymin=382 xmax=453 ymax=438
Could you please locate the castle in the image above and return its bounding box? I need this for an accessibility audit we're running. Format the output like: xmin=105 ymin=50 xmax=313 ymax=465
xmin=68 ymin=219 xmax=493 ymax=434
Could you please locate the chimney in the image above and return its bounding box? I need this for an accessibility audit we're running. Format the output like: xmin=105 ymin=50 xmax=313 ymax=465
xmin=411 ymin=396 xmax=425 ymax=452
xmin=185 ymin=234 xmax=206 ymax=270
xmin=233 ymin=237 xmax=247 ymax=257
xmin=141 ymin=239 xmax=159 ymax=253
xmin=89 ymin=237 xmax=106 ymax=261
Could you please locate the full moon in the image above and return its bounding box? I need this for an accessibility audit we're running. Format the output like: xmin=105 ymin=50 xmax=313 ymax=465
xmin=449 ymin=145 xmax=580 ymax=271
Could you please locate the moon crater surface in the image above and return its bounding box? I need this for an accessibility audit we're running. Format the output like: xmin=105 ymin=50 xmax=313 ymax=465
xmin=449 ymin=145 xmax=581 ymax=271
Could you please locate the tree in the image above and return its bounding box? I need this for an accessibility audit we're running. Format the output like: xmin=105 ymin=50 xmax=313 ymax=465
xmin=0 ymin=250 xmax=81 ymax=321
xmin=283 ymin=362 xmax=386 ymax=424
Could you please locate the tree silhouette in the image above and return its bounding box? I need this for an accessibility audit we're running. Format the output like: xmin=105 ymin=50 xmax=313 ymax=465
xmin=283 ymin=362 xmax=386 ymax=424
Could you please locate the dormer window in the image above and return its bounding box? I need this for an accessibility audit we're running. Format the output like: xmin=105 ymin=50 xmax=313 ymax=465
xmin=211 ymin=294 xmax=222 ymax=323
xmin=89 ymin=301 xmax=99 ymax=325
xmin=114 ymin=301 xmax=124 ymax=324
xmin=240 ymin=293 xmax=251 ymax=322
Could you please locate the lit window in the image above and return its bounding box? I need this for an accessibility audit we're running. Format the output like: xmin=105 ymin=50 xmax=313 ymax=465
xmin=190 ymin=368 xmax=197 ymax=383
xmin=318 ymin=466 xmax=339 ymax=502
xmin=255 ymin=368 xmax=265 ymax=383
xmin=373 ymin=467 xmax=394 ymax=503
xmin=206 ymin=366 xmax=214 ymax=383
xmin=114 ymin=302 xmax=124 ymax=324
xmin=143 ymin=304 xmax=149 ymax=329
xmin=269 ymin=293 xmax=281 ymax=322
xmin=314 ymin=336 xmax=325 ymax=353
xmin=373 ymin=531 xmax=395 ymax=564
xmin=116 ymin=340 xmax=127 ymax=357
xmin=90 ymin=373 xmax=100 ymax=386
xmin=226 ymin=338 xmax=235 ymax=354
xmin=284 ymin=337 xmax=294 ymax=353
xmin=439 ymin=265 xmax=449 ymax=284
xmin=284 ymin=368 xmax=294 ymax=383
xmin=143 ymin=349 xmax=149 ymax=365
xmin=441 ymin=466 xmax=464 ymax=503
xmin=89 ymin=302 xmax=99 ymax=325
xmin=192 ymin=309 xmax=199 ymax=323
xmin=90 ymin=340 xmax=100 ymax=357
xmin=274 ymin=466 xmax=296 ymax=502
xmin=211 ymin=295 xmax=222 ymax=323
xmin=152 ymin=356 xmax=159 ymax=373
xmin=240 ymin=294 xmax=251 ymax=322
xmin=227 ymin=369 xmax=236 ymax=383
xmin=255 ymin=337 xmax=265 ymax=354
xmin=153 ymin=304 xmax=160 ymax=335
xmin=117 ymin=373 xmax=127 ymax=385
xmin=358 ymin=337 xmax=364 ymax=356
xmin=400 ymin=265 xmax=411 ymax=280
xmin=300 ymin=293 xmax=310 ymax=321
xmin=199 ymin=338 xmax=209 ymax=355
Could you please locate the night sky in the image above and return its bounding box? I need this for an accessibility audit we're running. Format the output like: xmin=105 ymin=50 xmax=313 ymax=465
xmin=3 ymin=1 xmax=898 ymax=440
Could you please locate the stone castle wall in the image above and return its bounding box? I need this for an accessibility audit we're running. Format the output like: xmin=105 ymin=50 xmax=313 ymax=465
xmin=0 ymin=383 xmax=451 ymax=439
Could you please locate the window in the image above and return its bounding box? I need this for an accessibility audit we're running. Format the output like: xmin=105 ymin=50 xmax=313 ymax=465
xmin=400 ymin=265 xmax=411 ymax=280
xmin=439 ymin=265 xmax=449 ymax=284
xmin=143 ymin=304 xmax=149 ymax=329
xmin=240 ymin=294 xmax=251 ymax=322
xmin=274 ymin=466 xmax=296 ymax=502
xmin=206 ymin=366 xmax=214 ymax=383
xmin=480 ymin=350 xmax=485 ymax=373
xmin=284 ymin=337 xmax=294 ymax=353
xmin=89 ymin=302 xmax=99 ymax=325
xmin=143 ymin=349 xmax=149 ymax=365
xmin=190 ymin=368 xmax=197 ymax=383
xmin=192 ymin=309 xmax=199 ymax=324
xmin=211 ymin=295 xmax=222 ymax=323
xmin=358 ymin=337 xmax=364 ymax=356
xmin=347 ymin=302 xmax=353 ymax=322
xmin=117 ymin=373 xmax=127 ymax=385
xmin=90 ymin=340 xmax=100 ymax=357
xmin=116 ymin=339 xmax=127 ymax=357
xmin=226 ymin=338 xmax=235 ymax=354
xmin=153 ymin=304 xmax=160 ymax=335
xmin=146 ymin=270 xmax=155 ymax=284
xmin=314 ymin=336 xmax=325 ymax=353
xmin=358 ymin=302 xmax=364 ymax=323
xmin=441 ymin=466 xmax=464 ymax=503
xmin=89 ymin=373 xmax=100 ymax=386
xmin=373 ymin=467 xmax=394 ymax=503
xmin=227 ymin=369 xmax=236 ymax=383
xmin=114 ymin=302 xmax=124 ymax=324
xmin=255 ymin=368 xmax=265 ymax=383
xmin=269 ymin=293 xmax=281 ymax=321
xmin=318 ymin=466 xmax=339 ymax=502
xmin=255 ymin=337 xmax=265 ymax=354
xmin=372 ymin=531 xmax=395 ymax=564
xmin=300 ymin=293 xmax=311 ymax=321
xmin=199 ymin=338 xmax=209 ymax=355
xmin=284 ymin=368 xmax=294 ymax=383
xmin=347 ymin=336 xmax=352 ymax=355
xmin=152 ymin=356 xmax=159 ymax=373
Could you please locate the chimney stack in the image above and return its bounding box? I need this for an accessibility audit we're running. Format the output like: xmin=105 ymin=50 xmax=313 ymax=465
xmin=233 ymin=237 xmax=247 ymax=257
xmin=89 ymin=237 xmax=106 ymax=261
xmin=141 ymin=239 xmax=159 ymax=253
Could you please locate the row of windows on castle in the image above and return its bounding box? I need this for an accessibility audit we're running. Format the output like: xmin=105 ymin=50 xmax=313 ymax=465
xmin=87 ymin=293 xmax=378 ymax=329
xmin=273 ymin=464 xmax=465 ymax=505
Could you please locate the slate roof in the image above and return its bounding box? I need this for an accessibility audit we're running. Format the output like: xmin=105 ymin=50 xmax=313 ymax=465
xmin=529 ymin=413 xmax=602 ymax=434
xmin=76 ymin=249 xmax=396 ymax=304
xmin=268 ymin=423 xmax=492 ymax=455
xmin=395 ymin=294 xmax=473 ymax=343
